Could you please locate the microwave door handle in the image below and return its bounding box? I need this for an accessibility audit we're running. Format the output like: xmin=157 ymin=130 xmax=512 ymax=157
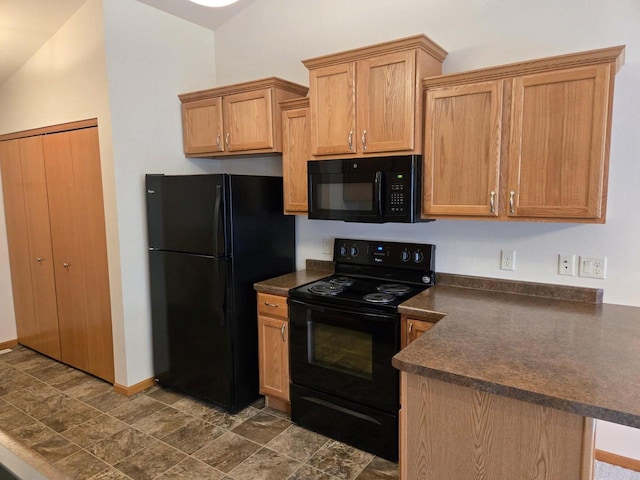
xmin=375 ymin=171 xmax=383 ymax=216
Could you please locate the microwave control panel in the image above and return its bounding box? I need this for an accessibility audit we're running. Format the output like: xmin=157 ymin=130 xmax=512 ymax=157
xmin=387 ymin=173 xmax=410 ymax=214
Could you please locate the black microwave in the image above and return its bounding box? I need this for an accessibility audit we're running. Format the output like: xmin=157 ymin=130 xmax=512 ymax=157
xmin=307 ymin=155 xmax=426 ymax=223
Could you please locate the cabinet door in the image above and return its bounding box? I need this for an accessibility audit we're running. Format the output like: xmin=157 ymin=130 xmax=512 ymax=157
xmin=182 ymin=97 xmax=225 ymax=155
xmin=358 ymin=50 xmax=416 ymax=154
xmin=258 ymin=315 xmax=290 ymax=401
xmin=19 ymin=136 xmax=61 ymax=359
xmin=402 ymin=318 xmax=436 ymax=349
xmin=223 ymin=89 xmax=274 ymax=152
xmin=507 ymin=65 xmax=611 ymax=219
xmin=309 ymin=62 xmax=357 ymax=155
xmin=282 ymin=107 xmax=311 ymax=213
xmin=44 ymin=128 xmax=114 ymax=382
xmin=423 ymin=81 xmax=502 ymax=216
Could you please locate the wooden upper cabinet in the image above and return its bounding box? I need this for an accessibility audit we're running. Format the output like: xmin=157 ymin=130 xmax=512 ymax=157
xmin=179 ymin=77 xmax=308 ymax=157
xmin=507 ymin=65 xmax=611 ymax=219
xmin=304 ymin=35 xmax=447 ymax=159
xmin=423 ymin=81 xmax=503 ymax=216
xmin=182 ymin=98 xmax=224 ymax=155
xmin=280 ymin=97 xmax=311 ymax=214
xmin=422 ymin=45 xmax=625 ymax=223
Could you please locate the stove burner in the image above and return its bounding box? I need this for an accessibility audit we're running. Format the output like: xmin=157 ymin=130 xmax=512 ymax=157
xmin=330 ymin=277 xmax=355 ymax=287
xmin=363 ymin=292 xmax=396 ymax=304
xmin=309 ymin=283 xmax=345 ymax=296
xmin=376 ymin=284 xmax=411 ymax=295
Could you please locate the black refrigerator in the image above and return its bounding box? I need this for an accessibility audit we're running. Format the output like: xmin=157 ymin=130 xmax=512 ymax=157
xmin=145 ymin=174 xmax=295 ymax=412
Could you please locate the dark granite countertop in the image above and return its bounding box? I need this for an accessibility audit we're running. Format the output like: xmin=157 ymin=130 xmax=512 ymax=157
xmin=393 ymin=280 xmax=640 ymax=429
xmin=253 ymin=260 xmax=333 ymax=296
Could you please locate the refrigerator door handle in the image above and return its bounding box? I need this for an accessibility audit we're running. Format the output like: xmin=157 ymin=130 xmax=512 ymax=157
xmin=213 ymin=259 xmax=226 ymax=327
xmin=213 ymin=184 xmax=223 ymax=256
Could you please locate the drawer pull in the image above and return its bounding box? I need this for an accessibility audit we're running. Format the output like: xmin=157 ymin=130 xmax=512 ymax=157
xmin=264 ymin=302 xmax=279 ymax=308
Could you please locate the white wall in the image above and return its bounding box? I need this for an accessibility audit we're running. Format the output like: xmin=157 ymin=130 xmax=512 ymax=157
xmin=0 ymin=0 xmax=115 ymax=346
xmin=101 ymin=0 xmax=217 ymax=385
xmin=214 ymin=0 xmax=640 ymax=459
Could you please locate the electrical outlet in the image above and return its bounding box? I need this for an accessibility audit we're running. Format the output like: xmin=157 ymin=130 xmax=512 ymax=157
xmin=579 ymin=256 xmax=607 ymax=279
xmin=558 ymin=254 xmax=576 ymax=276
xmin=322 ymin=238 xmax=333 ymax=255
xmin=500 ymin=250 xmax=516 ymax=271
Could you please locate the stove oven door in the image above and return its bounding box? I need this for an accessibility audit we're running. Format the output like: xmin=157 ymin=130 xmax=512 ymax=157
xmin=288 ymin=298 xmax=399 ymax=413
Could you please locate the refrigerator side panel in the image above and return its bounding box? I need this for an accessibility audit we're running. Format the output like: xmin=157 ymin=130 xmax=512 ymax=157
xmin=228 ymin=175 xmax=296 ymax=409
xmin=148 ymin=250 xmax=234 ymax=409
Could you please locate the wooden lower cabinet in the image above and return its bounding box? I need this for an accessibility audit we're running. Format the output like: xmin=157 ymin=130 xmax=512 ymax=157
xmin=257 ymin=293 xmax=290 ymax=411
xmin=400 ymin=373 xmax=595 ymax=480
xmin=0 ymin=122 xmax=114 ymax=383
xmin=401 ymin=315 xmax=436 ymax=349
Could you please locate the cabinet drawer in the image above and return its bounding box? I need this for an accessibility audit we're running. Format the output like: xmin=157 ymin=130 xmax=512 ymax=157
xmin=257 ymin=293 xmax=288 ymax=319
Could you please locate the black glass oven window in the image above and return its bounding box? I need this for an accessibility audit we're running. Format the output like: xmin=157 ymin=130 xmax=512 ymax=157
xmin=317 ymin=182 xmax=372 ymax=211
xmin=309 ymin=323 xmax=373 ymax=379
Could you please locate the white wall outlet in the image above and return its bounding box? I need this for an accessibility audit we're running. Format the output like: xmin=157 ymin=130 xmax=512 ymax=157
xmin=500 ymin=250 xmax=516 ymax=271
xmin=322 ymin=238 xmax=333 ymax=255
xmin=558 ymin=254 xmax=576 ymax=276
xmin=579 ymin=256 xmax=607 ymax=279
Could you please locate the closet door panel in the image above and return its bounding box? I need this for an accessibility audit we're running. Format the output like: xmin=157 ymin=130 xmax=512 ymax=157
xmin=0 ymin=140 xmax=38 ymax=347
xmin=68 ymin=128 xmax=114 ymax=382
xmin=43 ymin=131 xmax=89 ymax=372
xmin=20 ymin=136 xmax=61 ymax=359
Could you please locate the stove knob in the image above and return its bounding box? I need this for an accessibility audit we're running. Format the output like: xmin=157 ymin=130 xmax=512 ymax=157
xmin=413 ymin=251 xmax=424 ymax=263
xmin=339 ymin=244 xmax=348 ymax=256
xmin=350 ymin=246 xmax=359 ymax=257
xmin=401 ymin=250 xmax=411 ymax=262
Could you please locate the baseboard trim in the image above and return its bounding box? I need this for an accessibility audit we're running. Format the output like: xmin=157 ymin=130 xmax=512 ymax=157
xmin=0 ymin=339 xmax=18 ymax=350
xmin=596 ymin=449 xmax=640 ymax=472
xmin=113 ymin=378 xmax=155 ymax=397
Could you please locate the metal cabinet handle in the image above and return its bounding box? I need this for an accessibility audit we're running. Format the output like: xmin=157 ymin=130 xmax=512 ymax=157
xmin=490 ymin=191 xmax=496 ymax=213
xmin=280 ymin=324 xmax=286 ymax=341
xmin=347 ymin=130 xmax=353 ymax=151
xmin=509 ymin=191 xmax=516 ymax=214
xmin=63 ymin=262 xmax=70 ymax=268
xmin=264 ymin=302 xmax=278 ymax=308
xmin=36 ymin=257 xmax=43 ymax=263
xmin=225 ymin=133 xmax=231 ymax=150
xmin=216 ymin=133 xmax=222 ymax=150
xmin=361 ymin=130 xmax=367 ymax=150
xmin=408 ymin=322 xmax=413 ymax=335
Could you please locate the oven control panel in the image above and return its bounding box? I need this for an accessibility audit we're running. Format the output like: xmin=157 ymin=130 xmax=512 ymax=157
xmin=333 ymin=238 xmax=435 ymax=272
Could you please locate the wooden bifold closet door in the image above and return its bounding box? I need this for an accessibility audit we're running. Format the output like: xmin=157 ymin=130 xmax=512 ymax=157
xmin=0 ymin=124 xmax=114 ymax=383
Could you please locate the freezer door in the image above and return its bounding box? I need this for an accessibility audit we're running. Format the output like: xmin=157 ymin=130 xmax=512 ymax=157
xmin=149 ymin=250 xmax=233 ymax=407
xmin=146 ymin=174 xmax=228 ymax=257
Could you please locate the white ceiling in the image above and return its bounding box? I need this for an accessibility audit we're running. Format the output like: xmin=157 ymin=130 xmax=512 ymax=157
xmin=0 ymin=0 xmax=255 ymax=87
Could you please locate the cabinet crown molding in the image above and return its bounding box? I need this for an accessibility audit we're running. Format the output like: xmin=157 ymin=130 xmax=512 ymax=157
xmin=279 ymin=97 xmax=310 ymax=111
xmin=178 ymin=77 xmax=308 ymax=103
xmin=302 ymin=34 xmax=448 ymax=69
xmin=423 ymin=45 xmax=625 ymax=88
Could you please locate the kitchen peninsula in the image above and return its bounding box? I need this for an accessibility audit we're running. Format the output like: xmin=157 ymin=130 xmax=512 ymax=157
xmin=393 ymin=277 xmax=640 ymax=480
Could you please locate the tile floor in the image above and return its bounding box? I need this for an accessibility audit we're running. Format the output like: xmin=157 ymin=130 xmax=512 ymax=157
xmin=0 ymin=346 xmax=398 ymax=480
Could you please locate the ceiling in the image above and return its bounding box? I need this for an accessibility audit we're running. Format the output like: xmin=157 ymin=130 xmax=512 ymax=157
xmin=0 ymin=0 xmax=255 ymax=87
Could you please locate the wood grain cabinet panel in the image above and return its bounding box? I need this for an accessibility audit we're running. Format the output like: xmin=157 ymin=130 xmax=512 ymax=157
xmin=0 ymin=122 xmax=114 ymax=383
xmin=179 ymin=77 xmax=308 ymax=157
xmin=422 ymin=45 xmax=624 ymax=223
xmin=257 ymin=293 xmax=290 ymax=406
xmin=304 ymin=35 xmax=447 ymax=159
xmin=280 ymin=98 xmax=311 ymax=214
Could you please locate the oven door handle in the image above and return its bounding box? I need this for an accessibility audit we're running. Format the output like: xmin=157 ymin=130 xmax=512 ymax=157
xmin=288 ymin=298 xmax=397 ymax=322
xmin=374 ymin=170 xmax=383 ymax=216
